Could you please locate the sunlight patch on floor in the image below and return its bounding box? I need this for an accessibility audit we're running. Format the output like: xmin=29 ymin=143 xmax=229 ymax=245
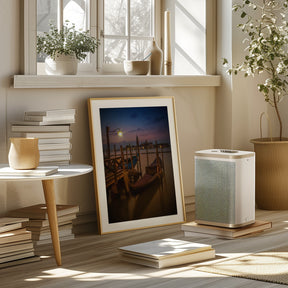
xmin=25 ymin=278 xmax=42 ymax=282
xmin=25 ymin=268 xmax=150 ymax=282
xmin=73 ymin=272 xmax=149 ymax=281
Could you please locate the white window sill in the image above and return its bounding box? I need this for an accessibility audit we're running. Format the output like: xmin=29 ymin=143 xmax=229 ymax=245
xmin=12 ymin=75 xmax=221 ymax=89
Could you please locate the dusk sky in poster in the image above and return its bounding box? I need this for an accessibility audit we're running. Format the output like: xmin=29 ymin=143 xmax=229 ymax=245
xmin=100 ymin=106 xmax=171 ymax=147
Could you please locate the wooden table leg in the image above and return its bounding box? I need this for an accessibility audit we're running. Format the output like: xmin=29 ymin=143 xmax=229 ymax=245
xmin=42 ymin=179 xmax=62 ymax=266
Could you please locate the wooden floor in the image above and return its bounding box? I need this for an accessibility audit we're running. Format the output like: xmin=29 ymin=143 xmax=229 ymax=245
xmin=1 ymin=209 xmax=288 ymax=288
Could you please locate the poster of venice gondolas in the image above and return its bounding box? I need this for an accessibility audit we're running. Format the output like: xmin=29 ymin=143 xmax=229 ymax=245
xmin=88 ymin=97 xmax=185 ymax=234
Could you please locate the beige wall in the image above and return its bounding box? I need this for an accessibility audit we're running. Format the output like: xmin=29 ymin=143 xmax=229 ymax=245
xmin=216 ymin=0 xmax=269 ymax=151
xmin=2 ymin=0 xmax=282 ymax=218
xmin=0 ymin=0 xmax=216 ymax=217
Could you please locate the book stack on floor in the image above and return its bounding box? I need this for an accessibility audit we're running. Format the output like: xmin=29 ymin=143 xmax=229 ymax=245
xmin=7 ymin=204 xmax=79 ymax=251
xmin=11 ymin=109 xmax=76 ymax=166
xmin=0 ymin=217 xmax=40 ymax=268
xmin=181 ymin=220 xmax=272 ymax=239
xmin=119 ymin=238 xmax=215 ymax=268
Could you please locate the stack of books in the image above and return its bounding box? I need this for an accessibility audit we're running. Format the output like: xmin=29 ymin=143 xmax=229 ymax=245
xmin=7 ymin=204 xmax=79 ymax=250
xmin=0 ymin=217 xmax=40 ymax=268
xmin=119 ymin=238 xmax=215 ymax=268
xmin=11 ymin=109 xmax=76 ymax=166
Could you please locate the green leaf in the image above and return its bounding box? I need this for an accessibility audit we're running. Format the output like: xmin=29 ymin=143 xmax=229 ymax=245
xmin=241 ymin=12 xmax=247 ymax=18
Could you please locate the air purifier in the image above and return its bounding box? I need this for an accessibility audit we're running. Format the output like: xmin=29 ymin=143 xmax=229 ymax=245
xmin=195 ymin=149 xmax=255 ymax=228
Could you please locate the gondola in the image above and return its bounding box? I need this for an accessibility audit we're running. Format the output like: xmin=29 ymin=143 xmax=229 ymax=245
xmin=129 ymin=157 xmax=163 ymax=193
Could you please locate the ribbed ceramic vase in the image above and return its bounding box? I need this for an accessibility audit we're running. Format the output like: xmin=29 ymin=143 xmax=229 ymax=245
xmin=8 ymin=138 xmax=40 ymax=169
xmin=145 ymin=39 xmax=163 ymax=75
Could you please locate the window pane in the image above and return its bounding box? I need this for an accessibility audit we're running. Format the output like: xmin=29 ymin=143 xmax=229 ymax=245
xmin=37 ymin=0 xmax=58 ymax=62
xmin=63 ymin=0 xmax=89 ymax=31
xmin=104 ymin=0 xmax=127 ymax=36
xmin=37 ymin=0 xmax=90 ymax=65
xmin=174 ymin=0 xmax=205 ymax=75
xmin=37 ymin=0 xmax=58 ymax=33
xmin=131 ymin=0 xmax=153 ymax=37
xmin=130 ymin=39 xmax=151 ymax=60
xmin=104 ymin=0 xmax=154 ymax=63
xmin=104 ymin=39 xmax=127 ymax=64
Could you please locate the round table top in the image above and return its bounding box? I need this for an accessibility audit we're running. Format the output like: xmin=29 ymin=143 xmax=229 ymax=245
xmin=0 ymin=164 xmax=93 ymax=181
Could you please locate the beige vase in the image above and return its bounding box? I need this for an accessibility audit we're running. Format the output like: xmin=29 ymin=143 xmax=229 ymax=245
xmin=144 ymin=39 xmax=163 ymax=75
xmin=8 ymin=138 xmax=40 ymax=170
xmin=251 ymin=137 xmax=288 ymax=210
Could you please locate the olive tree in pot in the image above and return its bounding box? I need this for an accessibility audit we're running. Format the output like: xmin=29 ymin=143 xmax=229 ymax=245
xmin=37 ymin=21 xmax=100 ymax=75
xmin=223 ymin=0 xmax=288 ymax=209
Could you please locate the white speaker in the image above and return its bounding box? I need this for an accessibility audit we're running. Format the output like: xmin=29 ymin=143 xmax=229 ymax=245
xmin=195 ymin=149 xmax=255 ymax=228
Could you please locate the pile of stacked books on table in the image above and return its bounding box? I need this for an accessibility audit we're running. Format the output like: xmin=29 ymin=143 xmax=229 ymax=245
xmin=0 ymin=217 xmax=40 ymax=268
xmin=7 ymin=204 xmax=79 ymax=251
xmin=11 ymin=109 xmax=76 ymax=166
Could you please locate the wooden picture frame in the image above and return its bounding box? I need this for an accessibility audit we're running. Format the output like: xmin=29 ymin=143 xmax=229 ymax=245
xmin=88 ymin=96 xmax=185 ymax=234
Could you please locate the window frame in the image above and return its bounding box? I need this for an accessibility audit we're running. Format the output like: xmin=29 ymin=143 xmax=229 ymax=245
xmin=98 ymin=0 xmax=161 ymax=74
xmin=24 ymin=0 xmax=216 ymax=76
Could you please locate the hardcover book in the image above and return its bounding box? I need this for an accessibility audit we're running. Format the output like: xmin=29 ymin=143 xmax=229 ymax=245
xmin=25 ymin=109 xmax=76 ymax=117
xmin=181 ymin=220 xmax=272 ymax=239
xmin=0 ymin=240 xmax=33 ymax=255
xmin=11 ymin=124 xmax=71 ymax=132
xmin=19 ymin=131 xmax=72 ymax=139
xmin=28 ymin=213 xmax=77 ymax=228
xmin=0 ymin=256 xmax=40 ymax=269
xmin=0 ymin=217 xmax=29 ymax=233
xmin=0 ymin=166 xmax=58 ymax=177
xmin=7 ymin=204 xmax=79 ymax=220
xmin=12 ymin=119 xmax=75 ymax=126
xmin=24 ymin=115 xmax=75 ymax=122
xmin=119 ymin=238 xmax=215 ymax=268
xmin=38 ymin=143 xmax=72 ymax=151
xmin=0 ymin=229 xmax=32 ymax=245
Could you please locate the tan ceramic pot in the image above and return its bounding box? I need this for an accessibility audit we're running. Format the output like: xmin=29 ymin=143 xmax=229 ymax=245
xmin=8 ymin=138 xmax=40 ymax=169
xmin=251 ymin=137 xmax=288 ymax=210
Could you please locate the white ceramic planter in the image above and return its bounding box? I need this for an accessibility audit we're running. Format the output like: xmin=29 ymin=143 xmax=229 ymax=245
xmin=45 ymin=54 xmax=78 ymax=75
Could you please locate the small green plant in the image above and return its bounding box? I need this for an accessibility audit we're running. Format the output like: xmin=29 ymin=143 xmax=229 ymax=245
xmin=223 ymin=0 xmax=288 ymax=140
xmin=37 ymin=21 xmax=100 ymax=61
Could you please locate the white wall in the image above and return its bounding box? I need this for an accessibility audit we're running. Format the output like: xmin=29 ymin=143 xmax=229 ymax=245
xmin=216 ymin=0 xmax=269 ymax=150
xmin=0 ymin=0 xmax=217 ymax=217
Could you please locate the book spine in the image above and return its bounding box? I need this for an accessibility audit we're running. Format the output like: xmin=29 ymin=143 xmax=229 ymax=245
xmin=11 ymin=125 xmax=71 ymax=132
xmin=23 ymin=132 xmax=72 ymax=139
xmin=38 ymin=143 xmax=72 ymax=151
xmin=24 ymin=115 xmax=75 ymax=122
xmin=25 ymin=109 xmax=76 ymax=116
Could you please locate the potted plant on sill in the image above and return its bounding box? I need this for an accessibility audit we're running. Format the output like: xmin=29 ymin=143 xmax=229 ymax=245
xmin=223 ymin=0 xmax=288 ymax=210
xmin=37 ymin=21 xmax=100 ymax=75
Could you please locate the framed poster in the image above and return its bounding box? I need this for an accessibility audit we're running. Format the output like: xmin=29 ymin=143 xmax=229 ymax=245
xmin=88 ymin=96 xmax=185 ymax=234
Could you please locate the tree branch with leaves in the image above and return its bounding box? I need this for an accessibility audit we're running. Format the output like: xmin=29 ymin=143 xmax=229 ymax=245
xmin=223 ymin=0 xmax=288 ymax=140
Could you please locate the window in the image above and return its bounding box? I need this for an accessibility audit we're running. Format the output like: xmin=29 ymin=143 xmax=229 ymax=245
xmin=35 ymin=0 xmax=97 ymax=74
xmin=99 ymin=0 xmax=159 ymax=73
xmin=24 ymin=0 xmax=214 ymax=76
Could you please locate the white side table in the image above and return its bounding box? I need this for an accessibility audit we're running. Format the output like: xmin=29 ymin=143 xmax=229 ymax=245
xmin=0 ymin=164 xmax=93 ymax=266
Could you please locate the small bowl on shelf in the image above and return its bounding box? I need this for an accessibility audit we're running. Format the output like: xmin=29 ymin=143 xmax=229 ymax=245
xmin=123 ymin=60 xmax=150 ymax=75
